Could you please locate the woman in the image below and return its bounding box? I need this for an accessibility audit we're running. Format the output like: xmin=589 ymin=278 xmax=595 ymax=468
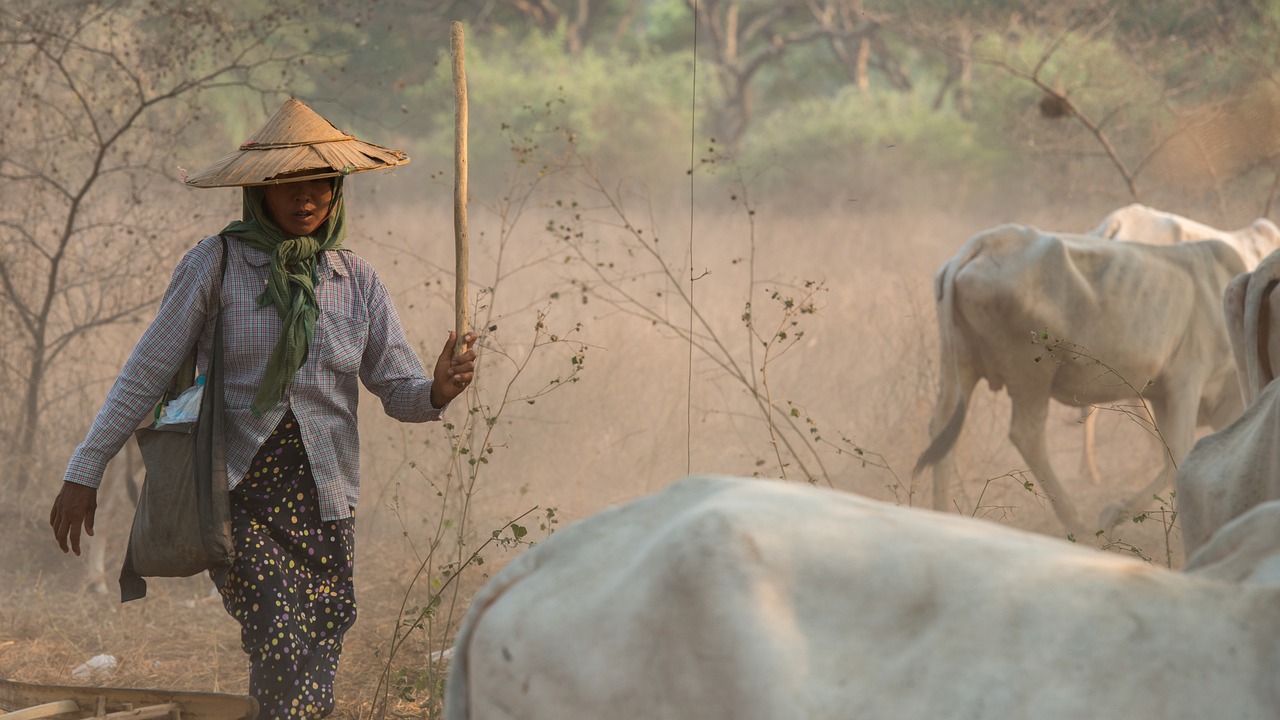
xmin=49 ymin=98 xmax=476 ymax=718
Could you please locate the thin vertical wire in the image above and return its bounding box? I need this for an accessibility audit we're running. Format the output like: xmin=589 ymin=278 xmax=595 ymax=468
xmin=686 ymin=1 xmax=698 ymax=475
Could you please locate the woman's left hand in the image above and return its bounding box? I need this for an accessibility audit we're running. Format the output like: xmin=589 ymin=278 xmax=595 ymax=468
xmin=430 ymin=331 xmax=478 ymax=408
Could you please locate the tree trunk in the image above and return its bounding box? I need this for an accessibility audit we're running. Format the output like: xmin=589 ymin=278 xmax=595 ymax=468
xmin=15 ymin=349 xmax=45 ymax=491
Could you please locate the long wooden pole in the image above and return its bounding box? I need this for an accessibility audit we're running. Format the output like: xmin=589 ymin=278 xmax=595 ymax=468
xmin=451 ymin=21 xmax=470 ymax=357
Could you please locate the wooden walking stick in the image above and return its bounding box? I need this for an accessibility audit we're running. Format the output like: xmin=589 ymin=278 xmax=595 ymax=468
xmin=451 ymin=20 xmax=470 ymax=361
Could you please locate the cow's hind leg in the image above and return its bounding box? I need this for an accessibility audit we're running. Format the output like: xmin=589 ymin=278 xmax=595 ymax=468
xmin=1077 ymin=407 xmax=1101 ymax=485
xmin=1007 ymin=392 xmax=1083 ymax=535
xmin=1097 ymin=393 xmax=1192 ymax=530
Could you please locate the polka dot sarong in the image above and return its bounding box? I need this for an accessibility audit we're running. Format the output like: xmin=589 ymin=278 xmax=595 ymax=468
xmin=218 ymin=410 xmax=356 ymax=719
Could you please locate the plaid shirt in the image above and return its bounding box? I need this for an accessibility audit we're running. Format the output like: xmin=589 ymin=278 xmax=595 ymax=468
xmin=64 ymin=235 xmax=446 ymax=520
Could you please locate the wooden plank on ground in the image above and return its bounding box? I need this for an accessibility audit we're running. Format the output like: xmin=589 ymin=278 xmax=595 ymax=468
xmin=0 ymin=680 xmax=256 ymax=720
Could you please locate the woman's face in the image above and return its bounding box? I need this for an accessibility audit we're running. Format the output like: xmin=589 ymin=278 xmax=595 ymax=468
xmin=262 ymin=178 xmax=334 ymax=238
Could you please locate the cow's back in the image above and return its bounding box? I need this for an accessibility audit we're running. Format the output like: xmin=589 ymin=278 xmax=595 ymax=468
xmin=1090 ymin=203 xmax=1280 ymax=269
xmin=951 ymin=227 xmax=1242 ymax=409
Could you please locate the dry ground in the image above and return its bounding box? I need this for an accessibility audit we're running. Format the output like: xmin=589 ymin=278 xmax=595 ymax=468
xmin=0 ymin=534 xmax=496 ymax=719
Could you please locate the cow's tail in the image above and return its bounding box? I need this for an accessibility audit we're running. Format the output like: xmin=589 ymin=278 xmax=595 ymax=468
xmin=1240 ymin=250 xmax=1280 ymax=404
xmin=912 ymin=397 xmax=967 ymax=477
xmin=913 ymin=242 xmax=978 ymax=478
xmin=441 ymin=552 xmax=541 ymax=720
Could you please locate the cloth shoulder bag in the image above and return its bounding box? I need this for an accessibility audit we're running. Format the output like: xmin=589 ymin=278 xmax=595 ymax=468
xmin=120 ymin=236 xmax=234 ymax=602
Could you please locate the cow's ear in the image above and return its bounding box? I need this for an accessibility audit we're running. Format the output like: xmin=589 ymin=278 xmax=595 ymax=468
xmin=1186 ymin=500 xmax=1280 ymax=586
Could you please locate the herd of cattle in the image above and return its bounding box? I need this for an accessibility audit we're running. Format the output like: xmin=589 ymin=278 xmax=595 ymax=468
xmin=442 ymin=204 xmax=1280 ymax=718
xmin=914 ymin=203 xmax=1280 ymax=534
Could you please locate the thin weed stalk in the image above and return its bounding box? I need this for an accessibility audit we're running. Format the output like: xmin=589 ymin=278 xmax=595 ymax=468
xmin=364 ymin=115 xmax=586 ymax=719
xmin=550 ymin=154 xmax=862 ymax=486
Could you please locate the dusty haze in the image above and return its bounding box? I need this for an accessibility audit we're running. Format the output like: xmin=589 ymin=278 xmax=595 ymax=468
xmin=2 ymin=150 xmax=1241 ymax=714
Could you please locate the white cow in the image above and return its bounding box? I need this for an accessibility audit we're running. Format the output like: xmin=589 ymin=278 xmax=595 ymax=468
xmin=1177 ymin=249 xmax=1280 ymax=556
xmin=1090 ymin=202 xmax=1280 ymax=270
xmin=1073 ymin=204 xmax=1280 ymax=485
xmin=1178 ymin=378 xmax=1280 ymax=557
xmin=444 ymin=475 xmax=1280 ymax=720
xmin=914 ymin=224 xmax=1245 ymax=533
xmin=1223 ymin=247 xmax=1280 ymax=404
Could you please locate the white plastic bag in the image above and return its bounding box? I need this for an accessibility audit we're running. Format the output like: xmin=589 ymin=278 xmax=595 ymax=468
xmin=71 ymin=653 xmax=117 ymax=681
xmin=155 ymin=375 xmax=204 ymax=427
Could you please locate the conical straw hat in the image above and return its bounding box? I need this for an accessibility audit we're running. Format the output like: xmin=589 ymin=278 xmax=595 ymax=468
xmin=183 ymin=98 xmax=409 ymax=188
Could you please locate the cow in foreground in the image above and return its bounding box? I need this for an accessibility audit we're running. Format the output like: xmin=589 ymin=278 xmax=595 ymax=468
xmin=1178 ymin=248 xmax=1280 ymax=556
xmin=914 ymin=224 xmax=1245 ymax=532
xmin=1072 ymin=204 xmax=1280 ymax=485
xmin=444 ymin=475 xmax=1280 ymax=720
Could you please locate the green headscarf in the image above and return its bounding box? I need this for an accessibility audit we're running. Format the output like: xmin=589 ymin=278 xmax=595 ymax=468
xmin=221 ymin=179 xmax=347 ymax=415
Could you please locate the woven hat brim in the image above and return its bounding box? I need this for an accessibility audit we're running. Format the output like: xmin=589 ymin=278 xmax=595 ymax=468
xmin=183 ymin=98 xmax=410 ymax=188
xmin=184 ymin=139 xmax=409 ymax=188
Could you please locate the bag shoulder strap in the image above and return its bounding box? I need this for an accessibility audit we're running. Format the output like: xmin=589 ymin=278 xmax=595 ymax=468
xmin=213 ymin=234 xmax=229 ymax=313
xmin=162 ymin=236 xmax=231 ymax=400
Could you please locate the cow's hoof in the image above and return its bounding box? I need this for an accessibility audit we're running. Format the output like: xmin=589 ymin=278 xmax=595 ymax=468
xmin=1098 ymin=502 xmax=1130 ymax=530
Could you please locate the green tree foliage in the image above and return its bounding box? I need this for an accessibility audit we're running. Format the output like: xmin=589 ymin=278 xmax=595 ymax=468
xmin=272 ymin=0 xmax=1280 ymax=215
xmin=739 ymin=82 xmax=998 ymax=212
xmin=401 ymin=28 xmax=694 ymax=194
